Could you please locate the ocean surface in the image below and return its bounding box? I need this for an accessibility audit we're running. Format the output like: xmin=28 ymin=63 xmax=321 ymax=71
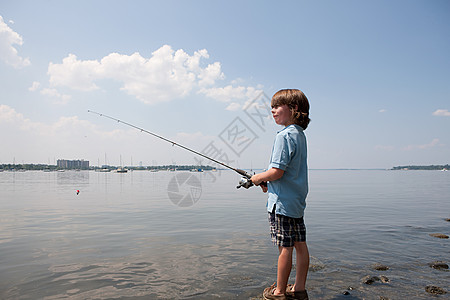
xmin=0 ymin=169 xmax=449 ymax=299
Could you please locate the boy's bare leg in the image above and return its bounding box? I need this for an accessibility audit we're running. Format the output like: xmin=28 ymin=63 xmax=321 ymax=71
xmin=274 ymin=246 xmax=294 ymax=295
xmin=293 ymin=241 xmax=309 ymax=291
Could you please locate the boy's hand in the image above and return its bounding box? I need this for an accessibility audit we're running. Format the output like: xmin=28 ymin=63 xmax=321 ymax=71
xmin=250 ymin=174 xmax=263 ymax=185
xmin=251 ymin=168 xmax=285 ymax=193
xmin=251 ymin=174 xmax=268 ymax=192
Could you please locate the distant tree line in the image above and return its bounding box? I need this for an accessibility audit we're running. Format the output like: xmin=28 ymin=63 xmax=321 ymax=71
xmin=0 ymin=164 xmax=58 ymax=171
xmin=0 ymin=164 xmax=215 ymax=171
xmin=145 ymin=165 xmax=215 ymax=171
xmin=392 ymin=164 xmax=449 ymax=170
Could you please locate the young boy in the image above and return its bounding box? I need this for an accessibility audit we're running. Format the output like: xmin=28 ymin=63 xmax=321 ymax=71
xmin=251 ymin=89 xmax=310 ymax=300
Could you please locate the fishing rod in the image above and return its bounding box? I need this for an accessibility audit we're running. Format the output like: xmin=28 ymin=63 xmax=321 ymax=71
xmin=87 ymin=110 xmax=265 ymax=189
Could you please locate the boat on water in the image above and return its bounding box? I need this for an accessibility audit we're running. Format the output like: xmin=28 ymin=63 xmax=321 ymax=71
xmin=116 ymin=155 xmax=128 ymax=173
xmin=116 ymin=167 xmax=128 ymax=173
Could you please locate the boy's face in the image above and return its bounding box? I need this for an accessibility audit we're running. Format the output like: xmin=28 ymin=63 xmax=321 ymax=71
xmin=271 ymin=104 xmax=293 ymax=126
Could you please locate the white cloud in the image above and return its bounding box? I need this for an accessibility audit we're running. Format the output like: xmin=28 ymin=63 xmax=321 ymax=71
xmin=0 ymin=104 xmax=125 ymax=143
xmin=225 ymin=102 xmax=242 ymax=111
xmin=432 ymin=109 xmax=450 ymax=117
xmin=28 ymin=81 xmax=71 ymax=104
xmin=199 ymin=85 xmax=263 ymax=110
xmin=47 ymin=45 xmax=225 ymax=104
xmin=48 ymin=54 xmax=101 ymax=91
xmin=40 ymin=88 xmax=60 ymax=97
xmin=379 ymin=109 xmax=386 ymax=113
xmin=198 ymin=61 xmax=223 ymax=87
xmin=403 ymin=138 xmax=440 ymax=151
xmin=0 ymin=15 xmax=30 ymax=68
xmin=0 ymin=104 xmax=31 ymax=128
xmin=29 ymin=81 xmax=41 ymax=91
xmin=199 ymin=85 xmax=247 ymax=102
xmin=40 ymin=88 xmax=71 ymax=104
xmin=45 ymin=45 xmax=265 ymax=109
xmin=201 ymin=87 xmax=267 ymax=111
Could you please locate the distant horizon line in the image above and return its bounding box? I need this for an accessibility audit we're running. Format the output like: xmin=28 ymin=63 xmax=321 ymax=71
xmin=1 ymin=162 xmax=448 ymax=171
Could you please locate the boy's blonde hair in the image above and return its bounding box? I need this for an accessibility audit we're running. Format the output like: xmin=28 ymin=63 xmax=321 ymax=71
xmin=271 ymin=89 xmax=310 ymax=130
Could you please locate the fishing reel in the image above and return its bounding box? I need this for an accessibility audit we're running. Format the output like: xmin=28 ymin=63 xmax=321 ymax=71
xmin=236 ymin=176 xmax=254 ymax=189
xmin=236 ymin=176 xmax=267 ymax=189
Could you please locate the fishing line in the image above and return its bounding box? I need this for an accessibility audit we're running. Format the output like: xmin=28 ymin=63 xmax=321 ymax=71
xmin=88 ymin=110 xmax=264 ymax=189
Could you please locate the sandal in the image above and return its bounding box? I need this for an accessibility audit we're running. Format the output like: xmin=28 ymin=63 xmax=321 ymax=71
xmin=285 ymin=284 xmax=309 ymax=300
xmin=263 ymin=283 xmax=287 ymax=300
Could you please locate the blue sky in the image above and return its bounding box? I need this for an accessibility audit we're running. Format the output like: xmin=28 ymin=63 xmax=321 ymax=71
xmin=1 ymin=0 xmax=449 ymax=169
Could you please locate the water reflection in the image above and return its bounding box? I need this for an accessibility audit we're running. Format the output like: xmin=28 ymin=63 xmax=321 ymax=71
xmin=57 ymin=170 xmax=90 ymax=185
xmin=0 ymin=170 xmax=449 ymax=299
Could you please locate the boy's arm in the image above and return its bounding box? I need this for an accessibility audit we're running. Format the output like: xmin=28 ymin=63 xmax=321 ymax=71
xmin=251 ymin=167 xmax=284 ymax=185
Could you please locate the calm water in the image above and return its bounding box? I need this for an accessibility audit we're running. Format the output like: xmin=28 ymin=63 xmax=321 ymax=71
xmin=0 ymin=170 xmax=449 ymax=299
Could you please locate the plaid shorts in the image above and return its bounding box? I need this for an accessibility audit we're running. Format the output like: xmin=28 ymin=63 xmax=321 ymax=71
xmin=269 ymin=210 xmax=306 ymax=247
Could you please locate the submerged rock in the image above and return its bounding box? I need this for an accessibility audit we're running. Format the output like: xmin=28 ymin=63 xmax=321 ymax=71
xmin=429 ymin=233 xmax=449 ymax=239
xmin=362 ymin=276 xmax=378 ymax=285
xmin=425 ymin=285 xmax=447 ymax=295
xmin=309 ymin=264 xmax=325 ymax=272
xmin=362 ymin=275 xmax=389 ymax=285
xmin=429 ymin=261 xmax=449 ymax=270
xmin=372 ymin=263 xmax=389 ymax=271
xmin=308 ymin=256 xmax=325 ymax=272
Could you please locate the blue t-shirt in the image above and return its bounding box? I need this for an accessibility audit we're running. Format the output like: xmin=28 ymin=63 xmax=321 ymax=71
xmin=267 ymin=124 xmax=308 ymax=218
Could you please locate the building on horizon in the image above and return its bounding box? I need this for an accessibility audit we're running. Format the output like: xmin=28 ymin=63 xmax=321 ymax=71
xmin=57 ymin=159 xmax=89 ymax=170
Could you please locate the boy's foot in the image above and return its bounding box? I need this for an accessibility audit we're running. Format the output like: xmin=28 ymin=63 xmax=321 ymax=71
xmin=285 ymin=284 xmax=308 ymax=300
xmin=263 ymin=283 xmax=287 ymax=300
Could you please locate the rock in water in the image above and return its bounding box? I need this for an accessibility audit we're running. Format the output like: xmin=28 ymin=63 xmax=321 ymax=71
xmin=308 ymin=256 xmax=325 ymax=272
xmin=372 ymin=263 xmax=389 ymax=271
xmin=429 ymin=261 xmax=449 ymax=270
xmin=425 ymin=285 xmax=447 ymax=295
xmin=363 ymin=275 xmax=379 ymax=285
xmin=429 ymin=233 xmax=449 ymax=239
xmin=364 ymin=276 xmax=376 ymax=285
xmin=362 ymin=275 xmax=389 ymax=285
